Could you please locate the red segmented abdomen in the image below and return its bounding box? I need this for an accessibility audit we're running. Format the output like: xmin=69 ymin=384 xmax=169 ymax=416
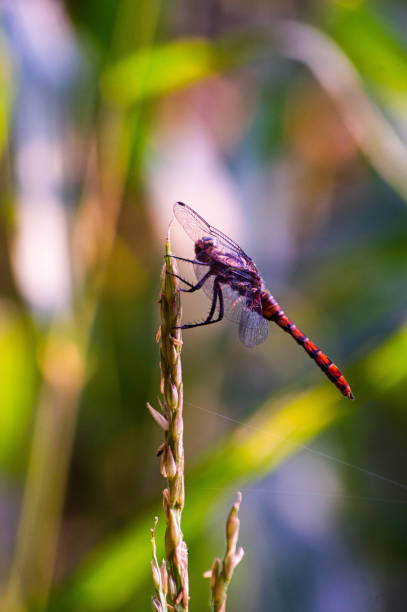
xmin=261 ymin=291 xmax=354 ymax=399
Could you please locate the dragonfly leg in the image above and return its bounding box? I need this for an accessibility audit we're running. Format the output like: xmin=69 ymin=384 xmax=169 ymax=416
xmin=166 ymin=255 xmax=209 ymax=266
xmin=179 ymin=279 xmax=224 ymax=329
xmin=179 ymin=270 xmax=212 ymax=293
xmin=166 ymin=269 xmax=212 ymax=292
xmin=166 ymin=271 xmax=196 ymax=289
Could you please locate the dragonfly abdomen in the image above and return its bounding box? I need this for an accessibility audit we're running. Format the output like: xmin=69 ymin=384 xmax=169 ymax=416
xmin=261 ymin=291 xmax=354 ymax=399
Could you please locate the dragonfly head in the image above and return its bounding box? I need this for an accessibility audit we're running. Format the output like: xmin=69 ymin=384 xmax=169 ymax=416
xmin=194 ymin=236 xmax=217 ymax=256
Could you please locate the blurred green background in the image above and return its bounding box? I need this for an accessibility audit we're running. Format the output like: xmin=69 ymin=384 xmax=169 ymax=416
xmin=0 ymin=1 xmax=407 ymax=611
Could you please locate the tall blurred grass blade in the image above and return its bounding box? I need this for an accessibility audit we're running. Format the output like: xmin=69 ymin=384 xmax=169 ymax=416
xmin=274 ymin=20 xmax=407 ymax=203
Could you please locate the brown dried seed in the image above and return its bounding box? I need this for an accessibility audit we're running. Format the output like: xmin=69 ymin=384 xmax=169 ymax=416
xmin=151 ymin=595 xmax=162 ymax=612
xmin=147 ymin=402 xmax=169 ymax=431
xmin=151 ymin=560 xmax=161 ymax=589
xmin=162 ymin=489 xmax=170 ymax=522
xmin=168 ymin=575 xmax=177 ymax=600
xmin=160 ymin=449 xmax=167 ymax=478
xmin=165 ymin=446 xmax=177 ymax=479
xmin=155 ymin=326 xmax=162 ymax=343
xmin=156 ymin=442 xmax=166 ymax=457
xmin=160 ymin=559 xmax=168 ymax=595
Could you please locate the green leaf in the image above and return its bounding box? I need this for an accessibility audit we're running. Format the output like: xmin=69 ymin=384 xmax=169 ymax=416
xmin=101 ymin=36 xmax=260 ymax=106
xmin=0 ymin=305 xmax=36 ymax=471
xmin=0 ymin=48 xmax=11 ymax=157
xmin=328 ymin=5 xmax=407 ymax=100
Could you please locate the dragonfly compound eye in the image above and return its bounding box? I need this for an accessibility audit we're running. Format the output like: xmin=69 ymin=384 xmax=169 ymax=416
xmin=202 ymin=237 xmax=216 ymax=247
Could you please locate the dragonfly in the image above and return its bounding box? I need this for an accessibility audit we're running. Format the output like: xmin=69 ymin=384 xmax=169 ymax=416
xmin=171 ymin=201 xmax=354 ymax=399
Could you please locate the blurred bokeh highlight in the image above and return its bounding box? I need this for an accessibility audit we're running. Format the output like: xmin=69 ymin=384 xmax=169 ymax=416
xmin=0 ymin=1 xmax=407 ymax=611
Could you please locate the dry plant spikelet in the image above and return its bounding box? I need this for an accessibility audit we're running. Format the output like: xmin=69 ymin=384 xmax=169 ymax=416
xmin=204 ymin=492 xmax=244 ymax=612
xmin=148 ymin=221 xmax=189 ymax=611
xmin=151 ymin=517 xmax=168 ymax=612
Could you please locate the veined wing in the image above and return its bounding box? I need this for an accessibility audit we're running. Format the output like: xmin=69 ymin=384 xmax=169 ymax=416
xmin=238 ymin=308 xmax=269 ymax=348
xmin=194 ymin=263 xmax=268 ymax=347
xmin=174 ymin=201 xmax=258 ymax=273
xmin=222 ymin=284 xmax=268 ymax=347
xmin=194 ymin=262 xmax=215 ymax=301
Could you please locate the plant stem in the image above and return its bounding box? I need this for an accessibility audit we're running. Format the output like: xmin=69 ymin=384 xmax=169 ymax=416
xmin=205 ymin=492 xmax=244 ymax=612
xmin=149 ymin=223 xmax=188 ymax=611
xmin=151 ymin=517 xmax=168 ymax=612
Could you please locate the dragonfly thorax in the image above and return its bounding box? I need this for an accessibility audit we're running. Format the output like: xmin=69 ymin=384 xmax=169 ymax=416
xmin=194 ymin=236 xmax=217 ymax=256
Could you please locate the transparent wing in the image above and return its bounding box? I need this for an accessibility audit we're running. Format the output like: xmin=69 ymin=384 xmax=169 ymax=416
xmin=221 ymin=284 xmax=253 ymax=324
xmin=222 ymin=284 xmax=268 ymax=347
xmin=238 ymin=308 xmax=268 ymax=347
xmin=194 ymin=262 xmax=214 ymax=300
xmin=174 ymin=201 xmax=258 ymax=272
xmin=193 ymin=264 xmax=268 ymax=347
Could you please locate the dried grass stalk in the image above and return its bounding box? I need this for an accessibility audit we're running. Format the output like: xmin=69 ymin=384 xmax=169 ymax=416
xmin=204 ymin=492 xmax=244 ymax=612
xmin=151 ymin=517 xmax=168 ymax=612
xmin=148 ymin=222 xmax=188 ymax=611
